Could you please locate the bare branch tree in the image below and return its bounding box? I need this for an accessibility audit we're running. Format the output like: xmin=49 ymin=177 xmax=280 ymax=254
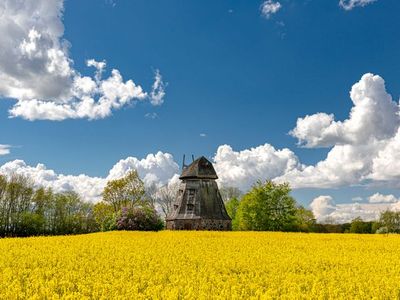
xmin=219 ymin=186 xmax=242 ymax=203
xmin=154 ymin=180 xmax=179 ymax=219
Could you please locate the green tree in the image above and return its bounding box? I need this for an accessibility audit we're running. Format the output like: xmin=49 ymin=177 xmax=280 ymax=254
xmin=378 ymin=210 xmax=400 ymax=233
xmin=102 ymin=170 xmax=146 ymax=213
xmin=16 ymin=212 xmax=45 ymax=237
xmin=349 ymin=217 xmax=372 ymax=234
xmin=225 ymin=197 xmax=240 ymax=230
xmin=236 ymin=181 xmax=297 ymax=231
xmin=371 ymin=221 xmax=381 ymax=234
xmin=5 ymin=175 xmax=34 ymax=236
xmin=93 ymin=202 xmax=116 ymax=231
xmin=32 ymin=187 xmax=54 ymax=234
xmin=292 ymin=206 xmax=316 ymax=232
xmin=0 ymin=174 xmax=98 ymax=237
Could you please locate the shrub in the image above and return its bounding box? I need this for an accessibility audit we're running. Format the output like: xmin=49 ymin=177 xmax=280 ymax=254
xmin=116 ymin=206 xmax=164 ymax=231
xmin=376 ymin=227 xmax=389 ymax=234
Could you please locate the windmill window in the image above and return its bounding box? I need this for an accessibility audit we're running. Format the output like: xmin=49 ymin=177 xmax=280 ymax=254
xmin=187 ymin=204 xmax=194 ymax=211
xmin=189 ymin=189 xmax=195 ymax=195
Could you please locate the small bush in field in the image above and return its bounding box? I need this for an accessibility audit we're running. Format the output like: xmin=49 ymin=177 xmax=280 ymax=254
xmin=116 ymin=206 xmax=163 ymax=231
xmin=376 ymin=226 xmax=389 ymax=234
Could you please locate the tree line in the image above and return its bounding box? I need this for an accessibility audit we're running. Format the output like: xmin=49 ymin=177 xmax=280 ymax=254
xmin=0 ymin=175 xmax=97 ymax=237
xmin=223 ymin=181 xmax=400 ymax=234
xmin=0 ymin=171 xmax=163 ymax=237
xmin=1 ymin=171 xmax=399 ymax=237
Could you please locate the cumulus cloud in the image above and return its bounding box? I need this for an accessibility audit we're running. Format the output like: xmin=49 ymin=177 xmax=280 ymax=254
xmin=277 ymin=73 xmax=400 ymax=189
xmin=368 ymin=193 xmax=399 ymax=203
xmin=0 ymin=152 xmax=179 ymax=203
xmin=339 ymin=0 xmax=377 ymax=10
xmin=212 ymin=141 xmax=376 ymax=190
xmin=212 ymin=72 xmax=400 ymax=221
xmin=290 ymin=74 xmax=398 ymax=148
xmin=368 ymin=129 xmax=400 ymax=183
xmin=309 ymin=196 xmax=336 ymax=221
xmin=310 ymin=195 xmax=394 ymax=223
xmin=0 ymin=145 xmax=11 ymax=156
xmin=275 ymin=142 xmax=384 ymax=188
xmin=0 ymin=160 xmax=104 ymax=202
xmin=4 ymin=72 xmax=393 ymax=203
xmin=205 ymin=72 xmax=400 ymax=194
xmin=107 ymin=152 xmax=179 ymax=187
xmin=0 ymin=0 xmax=165 ymax=121
xmin=260 ymin=1 xmax=282 ymax=19
xmin=213 ymin=143 xmax=302 ymax=191
xmin=2 ymin=68 xmax=400 ymax=221
xmin=3 ymin=146 xmax=400 ymax=224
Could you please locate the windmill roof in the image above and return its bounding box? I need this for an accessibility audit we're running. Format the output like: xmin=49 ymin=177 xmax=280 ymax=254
xmin=179 ymin=156 xmax=218 ymax=180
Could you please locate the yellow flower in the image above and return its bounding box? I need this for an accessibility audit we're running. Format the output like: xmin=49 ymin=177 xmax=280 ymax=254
xmin=0 ymin=231 xmax=399 ymax=299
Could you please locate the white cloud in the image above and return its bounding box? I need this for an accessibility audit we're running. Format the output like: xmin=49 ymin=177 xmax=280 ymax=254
xmin=107 ymin=152 xmax=179 ymax=187
xmin=206 ymin=72 xmax=400 ymax=194
xmin=213 ymin=143 xmax=302 ymax=191
xmin=278 ymin=73 xmax=400 ymax=189
xmin=352 ymin=196 xmax=363 ymax=202
xmin=0 ymin=152 xmax=179 ymax=203
xmin=3 ymin=67 xmax=400 ymax=221
xmin=0 ymin=0 xmax=165 ymax=121
xmin=5 ymin=72 xmax=392 ymax=202
xmin=369 ymin=193 xmax=399 ymax=203
xmin=275 ymin=142 xmax=384 ymax=188
xmin=0 ymin=160 xmax=104 ymax=203
xmin=260 ymin=1 xmax=282 ymax=19
xmin=86 ymin=59 xmax=106 ymax=83
xmin=3 ymin=147 xmax=400 ymax=224
xmin=290 ymin=74 xmax=398 ymax=148
xmin=368 ymin=128 xmax=400 ymax=183
xmin=339 ymin=0 xmax=377 ymax=10
xmin=310 ymin=196 xmax=336 ymax=221
xmin=200 ymin=133 xmax=207 ymax=137
xmin=0 ymin=145 xmax=11 ymax=156
xmin=211 ymin=72 xmax=400 ymax=221
xmin=105 ymin=0 xmax=117 ymax=8
xmin=150 ymin=69 xmax=166 ymax=106
xmin=145 ymin=112 xmax=158 ymax=119
xmin=310 ymin=195 xmax=393 ymax=223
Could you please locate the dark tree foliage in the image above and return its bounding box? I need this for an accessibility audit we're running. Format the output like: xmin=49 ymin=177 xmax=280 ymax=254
xmin=290 ymin=206 xmax=317 ymax=232
xmin=116 ymin=205 xmax=164 ymax=231
xmin=349 ymin=217 xmax=373 ymax=234
xmin=0 ymin=174 xmax=98 ymax=237
xmin=0 ymin=170 xmax=163 ymax=237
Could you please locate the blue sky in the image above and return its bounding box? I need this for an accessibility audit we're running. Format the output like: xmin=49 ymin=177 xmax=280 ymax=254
xmin=1 ymin=0 xmax=400 ymax=222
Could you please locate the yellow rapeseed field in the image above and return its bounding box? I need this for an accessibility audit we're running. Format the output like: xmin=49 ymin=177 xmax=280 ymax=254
xmin=0 ymin=231 xmax=399 ymax=299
